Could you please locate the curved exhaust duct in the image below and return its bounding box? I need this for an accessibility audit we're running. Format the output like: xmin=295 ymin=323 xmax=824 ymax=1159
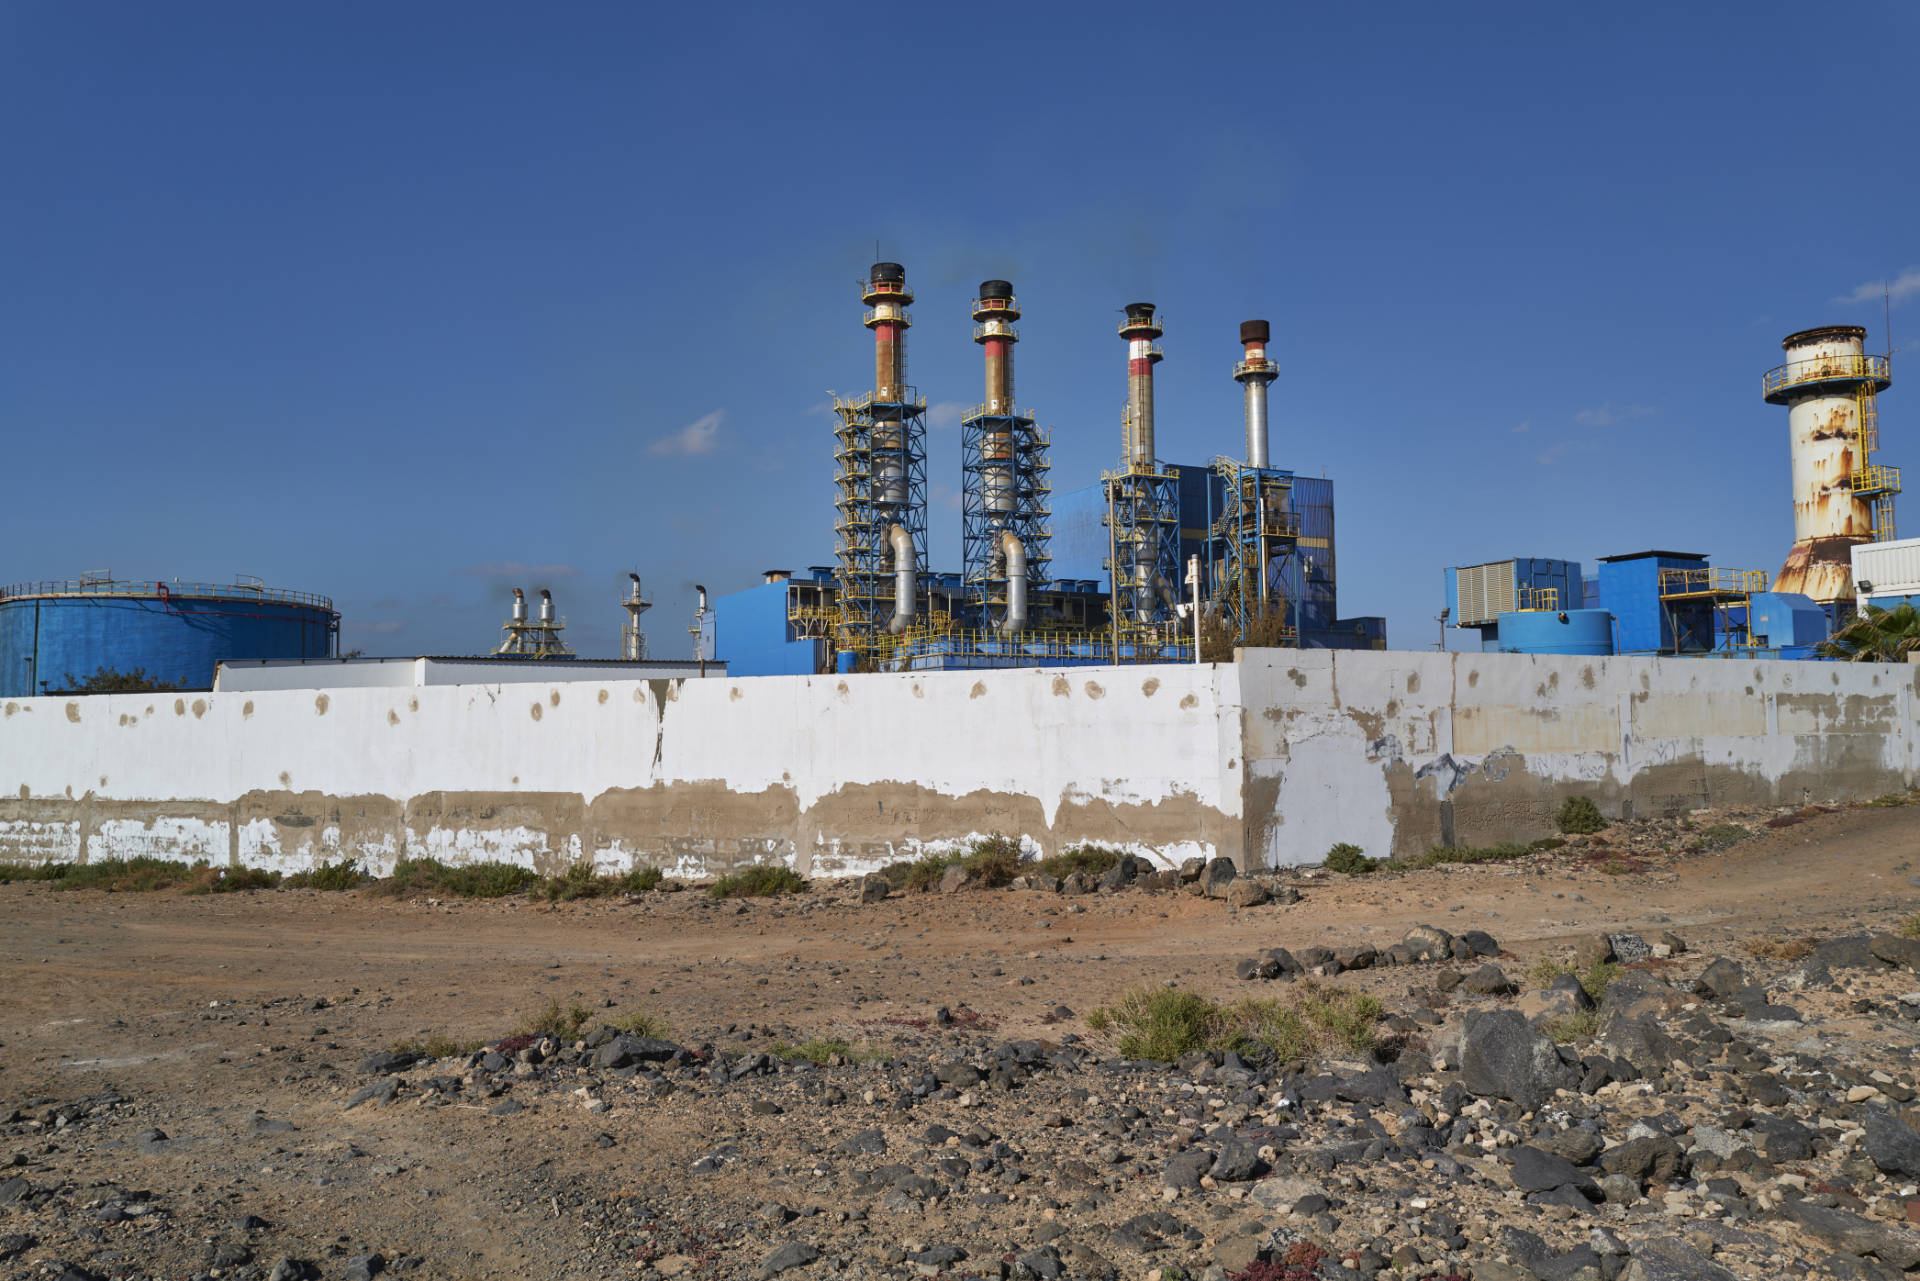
xmin=887 ymin=524 xmax=917 ymax=634
xmin=997 ymin=530 xmax=1027 ymax=634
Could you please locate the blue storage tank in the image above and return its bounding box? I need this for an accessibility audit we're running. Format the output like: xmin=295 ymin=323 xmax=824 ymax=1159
xmin=1496 ymin=609 xmax=1614 ymax=656
xmin=0 ymin=576 xmax=337 ymax=696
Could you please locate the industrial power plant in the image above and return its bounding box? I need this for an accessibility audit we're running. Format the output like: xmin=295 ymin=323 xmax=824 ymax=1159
xmin=1445 ymin=323 xmax=1905 ymax=659
xmin=0 ymin=270 xmax=1907 ymax=690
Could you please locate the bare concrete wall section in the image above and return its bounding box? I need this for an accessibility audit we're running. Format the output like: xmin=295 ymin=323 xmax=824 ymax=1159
xmin=0 ymin=665 xmax=1242 ymax=876
xmin=1237 ymin=649 xmax=1917 ymax=868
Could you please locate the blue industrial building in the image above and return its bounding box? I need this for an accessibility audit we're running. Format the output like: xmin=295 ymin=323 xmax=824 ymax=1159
xmin=1446 ymin=551 xmax=1830 ymax=659
xmin=0 ymin=576 xmax=338 ymax=696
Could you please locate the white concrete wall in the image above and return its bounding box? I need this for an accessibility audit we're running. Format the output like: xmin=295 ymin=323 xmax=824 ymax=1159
xmin=1238 ymin=649 xmax=1917 ymax=866
xmin=0 ymin=664 xmax=1240 ymax=876
xmin=5 ymin=651 xmax=1915 ymax=878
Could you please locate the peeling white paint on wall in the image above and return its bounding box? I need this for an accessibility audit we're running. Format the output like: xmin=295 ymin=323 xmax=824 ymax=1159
xmin=2 ymin=652 xmax=1916 ymax=877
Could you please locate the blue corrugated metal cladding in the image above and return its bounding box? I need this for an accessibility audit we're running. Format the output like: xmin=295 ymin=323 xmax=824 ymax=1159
xmin=0 ymin=591 xmax=337 ymax=696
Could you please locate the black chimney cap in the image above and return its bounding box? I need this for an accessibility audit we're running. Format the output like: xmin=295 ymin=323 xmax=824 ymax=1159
xmin=1123 ymin=302 xmax=1156 ymax=319
xmin=978 ymin=279 xmax=1014 ymax=301
xmin=1240 ymin=319 xmax=1270 ymax=344
xmin=869 ymin=262 xmax=906 ymax=284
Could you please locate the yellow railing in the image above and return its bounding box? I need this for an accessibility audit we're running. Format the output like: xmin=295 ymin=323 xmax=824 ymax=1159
xmin=970 ymin=322 xmax=1020 ymax=342
xmin=1516 ymin=586 xmax=1560 ymax=611
xmin=1233 ymin=358 xmax=1278 ymax=379
xmin=1658 ymin=567 xmax=1769 ymax=598
xmin=832 ymin=391 xmax=928 ymax=413
xmin=1851 ymin=463 xmax=1903 ymax=497
xmin=1762 ymin=352 xmax=1891 ymax=399
xmin=962 ymin=402 xmax=1036 ymax=423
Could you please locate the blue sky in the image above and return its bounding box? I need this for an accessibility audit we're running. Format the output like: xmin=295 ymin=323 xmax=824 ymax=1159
xmin=4 ymin=3 xmax=1917 ymax=656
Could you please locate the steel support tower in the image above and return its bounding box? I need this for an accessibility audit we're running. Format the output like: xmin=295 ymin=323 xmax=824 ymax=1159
xmin=961 ymin=280 xmax=1051 ymax=632
xmin=833 ymin=262 xmax=927 ymax=663
xmin=1209 ymin=321 xmax=1300 ymax=645
xmin=1104 ymin=302 xmax=1181 ymax=651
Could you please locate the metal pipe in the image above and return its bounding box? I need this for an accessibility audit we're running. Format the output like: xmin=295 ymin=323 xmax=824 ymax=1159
xmin=538 ymin=589 xmax=554 ymax=623
xmin=1234 ymin=319 xmax=1278 ymax=468
xmin=511 ymin=588 xmax=526 ymax=622
xmin=1119 ymin=302 xmax=1163 ymax=466
xmin=997 ymin=530 xmax=1027 ymax=634
xmin=887 ymin=523 xmax=917 ymax=634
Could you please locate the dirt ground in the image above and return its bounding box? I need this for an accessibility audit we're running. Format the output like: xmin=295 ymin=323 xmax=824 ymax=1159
xmin=3 ymin=806 xmax=1919 ymax=1279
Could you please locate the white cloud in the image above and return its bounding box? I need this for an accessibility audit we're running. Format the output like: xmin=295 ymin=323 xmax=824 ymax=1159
xmin=1574 ymin=403 xmax=1655 ymax=427
xmin=649 ymin=409 xmax=723 ymax=456
xmin=928 ymin=401 xmax=968 ymax=429
xmin=1535 ymin=442 xmax=1572 ymax=466
xmin=1512 ymin=419 xmax=1531 ymax=434
xmin=1836 ymin=268 xmax=1920 ymax=307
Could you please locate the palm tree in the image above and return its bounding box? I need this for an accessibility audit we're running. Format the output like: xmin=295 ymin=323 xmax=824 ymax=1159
xmin=1818 ymin=603 xmax=1920 ymax=662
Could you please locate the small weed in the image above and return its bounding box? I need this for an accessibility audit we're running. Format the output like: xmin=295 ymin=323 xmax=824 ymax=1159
xmin=1595 ymin=856 xmax=1645 ymax=876
xmin=880 ymin=835 xmax=1035 ymax=892
xmin=1898 ymin=914 xmax=1920 ymax=940
xmin=1035 ymin=844 xmax=1124 ymax=880
xmin=1556 ymin=795 xmax=1606 ymax=835
xmin=1745 ymin=936 xmax=1820 ymax=961
xmin=1091 ymin=987 xmax=1222 ymax=1062
xmin=1400 ymin=842 xmax=1532 ymax=870
xmin=376 ymin=856 xmax=537 ymax=899
xmin=184 ymin=865 xmax=282 ymax=895
xmin=878 ymin=851 xmax=958 ymax=893
xmin=604 ymin=1009 xmax=672 ymax=1038
xmin=283 ymin=859 xmax=365 ymax=891
xmin=515 ymin=999 xmax=594 ymax=1042
xmin=392 ymin=1032 xmax=481 ymax=1059
xmin=1085 ymin=1008 xmax=1111 ymax=1032
xmin=1324 ymin=843 xmax=1377 ymax=875
xmin=1545 ymin=1010 xmax=1599 ymax=1044
xmin=707 ymin=865 xmax=808 ymax=898
xmin=624 ymin=866 xmax=664 ymax=893
xmin=1870 ymin=791 xmax=1920 ymax=808
xmin=1526 ymin=957 xmax=1621 ymax=1001
xmin=771 ymin=1037 xmax=876 ymax=1064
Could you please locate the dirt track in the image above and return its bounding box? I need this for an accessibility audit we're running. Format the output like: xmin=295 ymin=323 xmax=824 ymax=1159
xmin=3 ymin=806 xmax=1919 ymax=1278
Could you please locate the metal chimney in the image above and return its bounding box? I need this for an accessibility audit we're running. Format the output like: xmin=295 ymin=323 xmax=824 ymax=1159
xmin=1234 ymin=319 xmax=1278 ymax=468
xmin=1119 ymin=302 xmax=1164 ymax=466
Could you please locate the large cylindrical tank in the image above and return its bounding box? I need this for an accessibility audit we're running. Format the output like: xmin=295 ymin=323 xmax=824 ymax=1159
xmin=0 ymin=577 xmax=338 ymax=696
xmin=1496 ymin=609 xmax=1613 ymax=656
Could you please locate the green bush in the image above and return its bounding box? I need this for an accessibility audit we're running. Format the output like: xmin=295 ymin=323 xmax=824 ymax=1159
xmin=1035 ymin=844 xmax=1125 ymax=880
xmin=184 ymin=865 xmax=282 ymax=895
xmin=376 ymin=856 xmax=537 ymax=899
xmin=708 ymin=864 xmax=808 ymax=899
xmin=1087 ymin=982 xmax=1384 ymax=1063
xmin=1556 ymin=796 xmax=1607 ymax=835
xmin=1545 ymin=1010 xmax=1598 ymax=1044
xmin=1526 ymin=957 xmax=1621 ymax=1001
xmin=0 ymin=861 xmax=73 ymax=884
xmin=1401 ymin=842 xmax=1533 ymax=869
xmin=624 ymin=865 xmax=664 ymax=893
xmin=283 ymin=859 xmax=365 ymax=891
xmin=878 ymin=835 xmax=1035 ymax=892
xmin=1695 ymin=823 xmax=1751 ymax=851
xmin=771 ymin=1036 xmax=878 ymax=1064
xmin=515 ymin=999 xmax=593 ymax=1041
xmin=961 ymin=834 xmax=1026 ymax=887
xmin=1900 ymin=914 xmax=1920 ymax=940
xmin=53 ymin=856 xmax=201 ymax=892
xmin=1324 ymin=843 xmax=1377 ymax=875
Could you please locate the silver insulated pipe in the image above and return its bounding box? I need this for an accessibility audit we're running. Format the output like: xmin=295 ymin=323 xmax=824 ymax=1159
xmin=997 ymin=530 xmax=1027 ymax=634
xmin=1234 ymin=319 xmax=1279 ymax=469
xmin=887 ymin=524 xmax=917 ymax=634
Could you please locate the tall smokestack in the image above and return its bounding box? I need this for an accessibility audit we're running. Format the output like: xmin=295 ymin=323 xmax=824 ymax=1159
xmin=863 ymin=262 xmax=912 ymax=403
xmin=1764 ymin=325 xmax=1899 ymax=604
xmin=1234 ymin=319 xmax=1278 ymax=468
xmin=973 ymin=281 xmax=1020 ymax=526
xmin=1119 ymin=302 xmax=1164 ymax=465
